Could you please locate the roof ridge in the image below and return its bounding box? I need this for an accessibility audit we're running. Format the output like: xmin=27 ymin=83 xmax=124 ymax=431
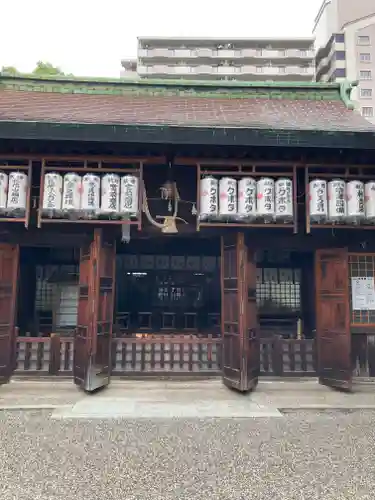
xmin=0 ymin=73 xmax=340 ymax=90
xmin=0 ymin=74 xmax=347 ymax=103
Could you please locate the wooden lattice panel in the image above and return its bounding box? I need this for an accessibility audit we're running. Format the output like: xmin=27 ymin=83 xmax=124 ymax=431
xmin=256 ymin=268 xmax=301 ymax=311
xmin=349 ymin=254 xmax=375 ymax=325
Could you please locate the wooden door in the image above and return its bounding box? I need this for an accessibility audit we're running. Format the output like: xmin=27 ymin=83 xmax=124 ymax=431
xmin=0 ymin=244 xmax=19 ymax=384
xmin=315 ymin=249 xmax=351 ymax=390
xmin=221 ymin=233 xmax=259 ymax=392
xmin=74 ymin=229 xmax=116 ymax=392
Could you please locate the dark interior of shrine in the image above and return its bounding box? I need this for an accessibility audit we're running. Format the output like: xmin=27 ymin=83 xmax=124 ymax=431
xmin=16 ymin=241 xmax=316 ymax=340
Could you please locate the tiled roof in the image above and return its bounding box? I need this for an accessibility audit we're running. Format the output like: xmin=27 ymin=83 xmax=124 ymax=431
xmin=0 ymin=76 xmax=374 ymax=134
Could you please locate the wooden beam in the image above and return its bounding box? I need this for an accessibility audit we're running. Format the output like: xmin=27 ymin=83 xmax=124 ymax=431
xmin=0 ymin=154 xmax=166 ymax=164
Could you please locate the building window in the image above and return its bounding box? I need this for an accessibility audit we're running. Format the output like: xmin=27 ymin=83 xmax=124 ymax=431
xmin=301 ymin=66 xmax=308 ymax=73
xmin=335 ymin=33 xmax=345 ymax=43
xmin=333 ymin=68 xmax=346 ymax=79
xmin=279 ymin=50 xmax=286 ymax=57
xmin=360 ymin=88 xmax=373 ymax=98
xmin=256 ymin=49 xmax=263 ymax=57
xmin=300 ymin=50 xmax=308 ymax=57
xmin=360 ymin=53 xmax=371 ymax=62
xmin=256 ymin=66 xmax=264 ymax=73
xmin=360 ymin=70 xmax=372 ymax=80
xmin=362 ymin=107 xmax=374 ymax=117
xmin=335 ymin=51 xmax=346 ymax=60
xmin=358 ymin=35 xmax=370 ymax=45
xmin=278 ymin=66 xmax=286 ymax=73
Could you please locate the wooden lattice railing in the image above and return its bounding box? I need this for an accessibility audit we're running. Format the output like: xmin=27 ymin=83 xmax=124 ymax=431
xmin=111 ymin=334 xmax=222 ymax=374
xmin=260 ymin=337 xmax=316 ymax=376
xmin=13 ymin=334 xmax=317 ymax=377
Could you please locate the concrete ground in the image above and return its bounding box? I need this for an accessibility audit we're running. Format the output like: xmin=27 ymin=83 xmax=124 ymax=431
xmin=1 ymin=378 xmax=375 ymax=411
xmin=1 ymin=379 xmax=375 ymax=499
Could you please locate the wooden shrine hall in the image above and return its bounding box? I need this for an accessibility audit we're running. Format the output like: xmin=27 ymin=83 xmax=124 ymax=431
xmin=0 ymin=74 xmax=375 ymax=393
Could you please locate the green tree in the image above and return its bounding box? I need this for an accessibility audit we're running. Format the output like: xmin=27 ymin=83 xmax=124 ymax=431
xmin=32 ymin=61 xmax=66 ymax=76
xmin=1 ymin=61 xmax=74 ymax=78
xmin=1 ymin=66 xmax=20 ymax=76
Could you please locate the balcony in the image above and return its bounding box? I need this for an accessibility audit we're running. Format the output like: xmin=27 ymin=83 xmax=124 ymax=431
xmin=138 ymin=48 xmax=171 ymax=58
xmin=240 ymin=65 xmax=314 ymax=77
xmin=137 ymin=64 xmax=315 ymax=79
xmin=138 ymin=65 xmax=195 ymax=76
xmin=214 ymin=49 xmax=237 ymax=58
xmin=137 ymin=65 xmax=172 ymax=76
xmin=192 ymin=65 xmax=216 ymax=75
xmin=193 ymin=48 xmax=214 ymax=58
xmin=173 ymin=49 xmax=198 ymax=58
xmin=216 ymin=66 xmax=240 ymax=75
xmin=137 ymin=47 xmax=315 ymax=62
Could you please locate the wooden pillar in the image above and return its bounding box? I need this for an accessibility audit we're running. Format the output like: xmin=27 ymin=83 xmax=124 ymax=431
xmin=17 ymin=248 xmax=37 ymax=336
xmin=0 ymin=244 xmax=20 ymax=384
xmin=301 ymin=253 xmax=315 ymax=338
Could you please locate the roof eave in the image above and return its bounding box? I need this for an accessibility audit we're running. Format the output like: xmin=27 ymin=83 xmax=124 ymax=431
xmin=0 ymin=120 xmax=374 ymax=150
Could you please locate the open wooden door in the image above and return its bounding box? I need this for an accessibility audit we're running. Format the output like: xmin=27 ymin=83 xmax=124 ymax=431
xmin=0 ymin=244 xmax=19 ymax=385
xmin=315 ymin=249 xmax=352 ymax=390
xmin=74 ymin=229 xmax=116 ymax=392
xmin=221 ymin=233 xmax=259 ymax=392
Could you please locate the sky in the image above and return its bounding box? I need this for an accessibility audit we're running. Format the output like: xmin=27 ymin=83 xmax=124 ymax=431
xmin=1 ymin=0 xmax=323 ymax=78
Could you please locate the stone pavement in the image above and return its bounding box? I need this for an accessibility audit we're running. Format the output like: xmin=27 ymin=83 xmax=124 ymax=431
xmin=1 ymin=408 xmax=375 ymax=499
xmin=1 ymin=378 xmax=375 ymax=416
xmin=2 ymin=379 xmax=375 ymax=499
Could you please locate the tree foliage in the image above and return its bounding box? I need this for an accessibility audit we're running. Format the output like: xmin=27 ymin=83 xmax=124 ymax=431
xmin=1 ymin=66 xmax=20 ymax=76
xmin=32 ymin=61 xmax=65 ymax=76
xmin=1 ymin=61 xmax=73 ymax=77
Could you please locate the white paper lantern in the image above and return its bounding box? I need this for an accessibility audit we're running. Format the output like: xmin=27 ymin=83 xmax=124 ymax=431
xmin=62 ymin=173 xmax=81 ymax=214
xmin=120 ymin=175 xmax=139 ymax=217
xmin=199 ymin=176 xmax=218 ymax=221
xmin=257 ymin=177 xmax=275 ymax=222
xmin=275 ymin=178 xmax=293 ymax=223
xmin=346 ymin=180 xmax=365 ymax=224
xmin=0 ymin=171 xmax=8 ymax=215
xmin=101 ymin=173 xmax=120 ymax=216
xmin=328 ymin=179 xmax=346 ymax=223
xmin=309 ymin=179 xmax=328 ymax=223
xmin=6 ymin=171 xmax=28 ymax=216
xmin=218 ymin=177 xmax=237 ymax=220
xmin=42 ymin=172 xmax=63 ymax=217
xmin=365 ymin=181 xmax=375 ymax=224
xmin=237 ymin=177 xmax=257 ymax=221
xmin=81 ymin=174 xmax=100 ymax=219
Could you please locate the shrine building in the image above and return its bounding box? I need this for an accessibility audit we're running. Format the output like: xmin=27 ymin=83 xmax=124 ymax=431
xmin=0 ymin=74 xmax=375 ymax=392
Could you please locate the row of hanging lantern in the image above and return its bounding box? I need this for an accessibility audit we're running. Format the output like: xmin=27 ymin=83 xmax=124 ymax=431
xmin=199 ymin=176 xmax=294 ymax=223
xmin=309 ymin=178 xmax=375 ymax=225
xmin=0 ymin=171 xmax=29 ymax=217
xmin=41 ymin=172 xmax=140 ymax=219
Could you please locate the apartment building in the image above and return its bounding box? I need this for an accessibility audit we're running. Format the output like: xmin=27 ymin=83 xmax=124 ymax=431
xmin=314 ymin=0 xmax=375 ymax=123
xmin=120 ymin=59 xmax=137 ymax=79
xmin=121 ymin=37 xmax=315 ymax=82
